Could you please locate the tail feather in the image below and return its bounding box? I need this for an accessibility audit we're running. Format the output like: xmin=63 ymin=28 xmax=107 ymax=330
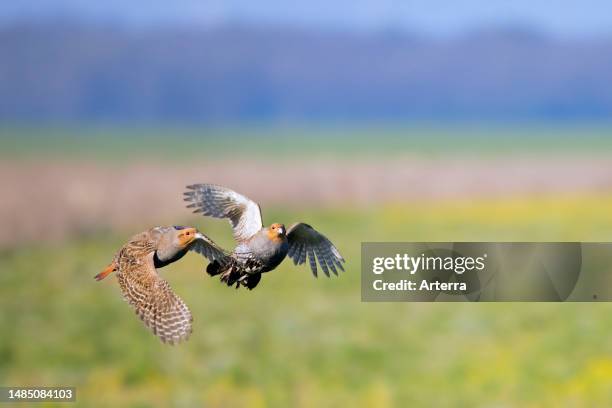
xmin=95 ymin=263 xmax=117 ymax=281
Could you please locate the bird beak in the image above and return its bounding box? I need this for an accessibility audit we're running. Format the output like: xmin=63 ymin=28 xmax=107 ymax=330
xmin=278 ymin=227 xmax=285 ymax=235
xmin=195 ymin=232 xmax=205 ymax=240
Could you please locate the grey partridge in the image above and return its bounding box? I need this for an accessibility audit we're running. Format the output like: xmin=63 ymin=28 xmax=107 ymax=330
xmin=95 ymin=226 xmax=226 ymax=344
xmin=184 ymin=184 xmax=345 ymax=290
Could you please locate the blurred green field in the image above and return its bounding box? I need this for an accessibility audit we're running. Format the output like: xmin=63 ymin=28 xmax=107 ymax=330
xmin=2 ymin=125 xmax=612 ymax=161
xmin=2 ymin=196 xmax=612 ymax=407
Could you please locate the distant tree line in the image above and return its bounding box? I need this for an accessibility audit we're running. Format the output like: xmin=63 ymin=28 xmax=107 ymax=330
xmin=1 ymin=23 xmax=612 ymax=122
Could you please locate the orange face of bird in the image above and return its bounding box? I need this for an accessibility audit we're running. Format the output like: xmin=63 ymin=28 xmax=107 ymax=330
xmin=174 ymin=226 xmax=198 ymax=247
xmin=268 ymin=223 xmax=286 ymax=241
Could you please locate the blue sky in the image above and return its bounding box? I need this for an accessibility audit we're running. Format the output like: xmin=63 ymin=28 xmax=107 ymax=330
xmin=2 ymin=0 xmax=612 ymax=37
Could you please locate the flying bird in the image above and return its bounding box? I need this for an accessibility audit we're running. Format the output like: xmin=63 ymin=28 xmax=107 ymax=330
xmin=184 ymin=184 xmax=345 ymax=289
xmin=95 ymin=226 xmax=226 ymax=344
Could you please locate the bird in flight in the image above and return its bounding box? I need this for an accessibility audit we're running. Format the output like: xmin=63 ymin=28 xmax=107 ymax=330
xmin=184 ymin=184 xmax=345 ymax=290
xmin=95 ymin=226 xmax=226 ymax=344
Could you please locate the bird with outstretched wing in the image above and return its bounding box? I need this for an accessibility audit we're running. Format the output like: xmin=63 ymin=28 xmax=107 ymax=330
xmin=95 ymin=226 xmax=226 ymax=344
xmin=184 ymin=184 xmax=345 ymax=289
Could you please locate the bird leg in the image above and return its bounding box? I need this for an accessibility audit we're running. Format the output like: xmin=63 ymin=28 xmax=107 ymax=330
xmin=220 ymin=268 xmax=241 ymax=287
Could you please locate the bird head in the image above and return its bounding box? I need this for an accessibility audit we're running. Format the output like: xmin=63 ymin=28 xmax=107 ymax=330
xmin=155 ymin=226 xmax=202 ymax=265
xmin=268 ymin=223 xmax=286 ymax=240
xmin=172 ymin=226 xmax=200 ymax=248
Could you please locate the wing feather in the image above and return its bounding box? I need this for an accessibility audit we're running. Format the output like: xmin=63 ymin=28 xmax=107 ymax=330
xmin=286 ymin=223 xmax=345 ymax=278
xmin=116 ymin=244 xmax=193 ymax=345
xmin=321 ymin=242 xmax=337 ymax=276
xmin=189 ymin=234 xmax=228 ymax=262
xmin=297 ymin=242 xmax=307 ymax=265
xmin=184 ymin=184 xmax=263 ymax=242
xmin=317 ymin=243 xmax=330 ymax=277
xmin=296 ymin=242 xmax=306 ymax=265
xmin=287 ymin=241 xmax=297 ymax=258
xmin=308 ymin=247 xmax=317 ymax=277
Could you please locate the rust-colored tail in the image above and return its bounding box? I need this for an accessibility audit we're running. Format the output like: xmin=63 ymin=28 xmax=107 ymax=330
xmin=95 ymin=262 xmax=117 ymax=281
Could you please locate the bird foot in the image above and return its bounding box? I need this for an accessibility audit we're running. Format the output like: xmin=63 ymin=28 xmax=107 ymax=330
xmin=220 ymin=269 xmax=243 ymax=288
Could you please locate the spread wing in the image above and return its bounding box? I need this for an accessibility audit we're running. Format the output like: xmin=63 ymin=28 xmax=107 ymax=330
xmin=184 ymin=184 xmax=263 ymax=243
xmin=286 ymin=223 xmax=345 ymax=277
xmin=115 ymin=241 xmax=193 ymax=345
xmin=189 ymin=234 xmax=228 ymax=262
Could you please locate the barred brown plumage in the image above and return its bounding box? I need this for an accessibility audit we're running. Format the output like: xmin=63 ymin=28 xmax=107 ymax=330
xmin=184 ymin=184 xmax=345 ymax=289
xmin=95 ymin=185 xmax=345 ymax=343
xmin=95 ymin=226 xmax=226 ymax=344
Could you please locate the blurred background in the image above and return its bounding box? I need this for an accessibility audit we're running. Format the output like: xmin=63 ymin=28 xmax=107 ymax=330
xmin=2 ymin=1 xmax=612 ymax=407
